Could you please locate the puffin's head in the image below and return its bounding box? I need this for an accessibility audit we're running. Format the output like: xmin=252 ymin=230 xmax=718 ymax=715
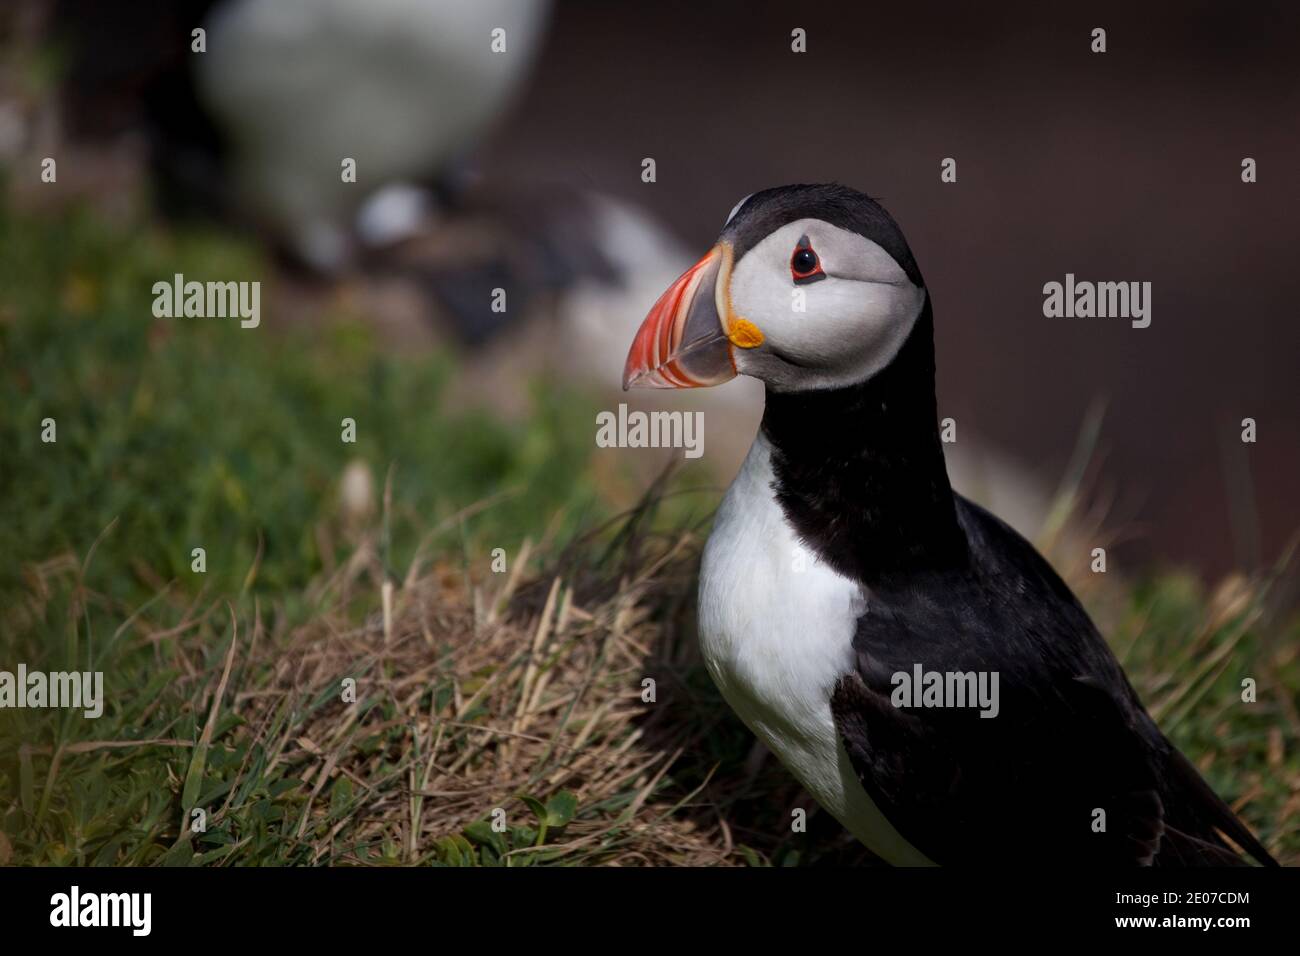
xmin=623 ymin=183 xmax=927 ymax=393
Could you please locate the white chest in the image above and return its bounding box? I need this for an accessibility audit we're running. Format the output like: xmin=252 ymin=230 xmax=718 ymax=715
xmin=698 ymin=434 xmax=932 ymax=865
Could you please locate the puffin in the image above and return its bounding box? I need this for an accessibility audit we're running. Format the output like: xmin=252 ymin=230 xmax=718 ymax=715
xmin=193 ymin=0 xmax=552 ymax=270
xmin=622 ymin=183 xmax=1277 ymax=866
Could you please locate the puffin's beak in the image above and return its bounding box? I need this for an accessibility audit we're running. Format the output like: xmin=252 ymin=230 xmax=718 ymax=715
xmin=623 ymin=242 xmax=755 ymax=389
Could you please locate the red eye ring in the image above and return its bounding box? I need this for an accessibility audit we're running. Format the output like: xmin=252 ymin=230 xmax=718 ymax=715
xmin=790 ymin=236 xmax=825 ymax=284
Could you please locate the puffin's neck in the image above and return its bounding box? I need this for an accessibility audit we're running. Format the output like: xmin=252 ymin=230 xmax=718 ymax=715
xmin=758 ymin=301 xmax=967 ymax=582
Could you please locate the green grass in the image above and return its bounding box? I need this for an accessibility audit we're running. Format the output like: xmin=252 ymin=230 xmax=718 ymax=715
xmin=0 ymin=200 xmax=1296 ymax=867
xmin=0 ymin=201 xmax=603 ymax=611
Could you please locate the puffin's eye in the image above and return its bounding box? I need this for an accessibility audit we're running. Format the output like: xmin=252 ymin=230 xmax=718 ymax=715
xmin=790 ymin=237 xmax=825 ymax=284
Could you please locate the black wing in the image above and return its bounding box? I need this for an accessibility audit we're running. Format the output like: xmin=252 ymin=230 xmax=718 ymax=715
xmin=830 ymin=495 xmax=1276 ymax=866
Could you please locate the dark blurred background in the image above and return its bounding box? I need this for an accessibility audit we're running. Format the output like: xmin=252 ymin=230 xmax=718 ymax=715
xmin=11 ymin=0 xmax=1300 ymax=578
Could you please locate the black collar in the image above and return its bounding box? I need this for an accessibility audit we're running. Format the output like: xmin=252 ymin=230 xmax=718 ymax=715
xmin=759 ymin=299 xmax=967 ymax=584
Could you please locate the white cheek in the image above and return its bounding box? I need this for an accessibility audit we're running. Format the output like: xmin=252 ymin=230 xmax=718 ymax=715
xmin=734 ymin=265 xmax=921 ymax=352
xmin=792 ymin=281 xmax=923 ymax=371
xmin=780 ymin=281 xmax=892 ymax=363
xmin=727 ymin=220 xmax=927 ymax=390
xmin=732 ymin=270 xmax=926 ymax=390
xmin=731 ymin=255 xmax=794 ymax=328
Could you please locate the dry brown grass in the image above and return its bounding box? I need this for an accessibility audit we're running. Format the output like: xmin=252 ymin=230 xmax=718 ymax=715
xmin=166 ymin=471 xmax=832 ymax=866
xmin=246 ymin=524 xmax=734 ymax=865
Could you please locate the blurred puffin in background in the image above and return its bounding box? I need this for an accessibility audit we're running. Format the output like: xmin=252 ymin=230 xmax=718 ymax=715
xmin=46 ymin=0 xmax=638 ymax=350
xmin=193 ymin=0 xmax=550 ymax=271
xmin=624 ymin=183 xmax=1277 ymax=866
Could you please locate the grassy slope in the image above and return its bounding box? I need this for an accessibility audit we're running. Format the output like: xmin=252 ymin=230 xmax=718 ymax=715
xmin=1 ymin=203 xmax=1296 ymax=866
